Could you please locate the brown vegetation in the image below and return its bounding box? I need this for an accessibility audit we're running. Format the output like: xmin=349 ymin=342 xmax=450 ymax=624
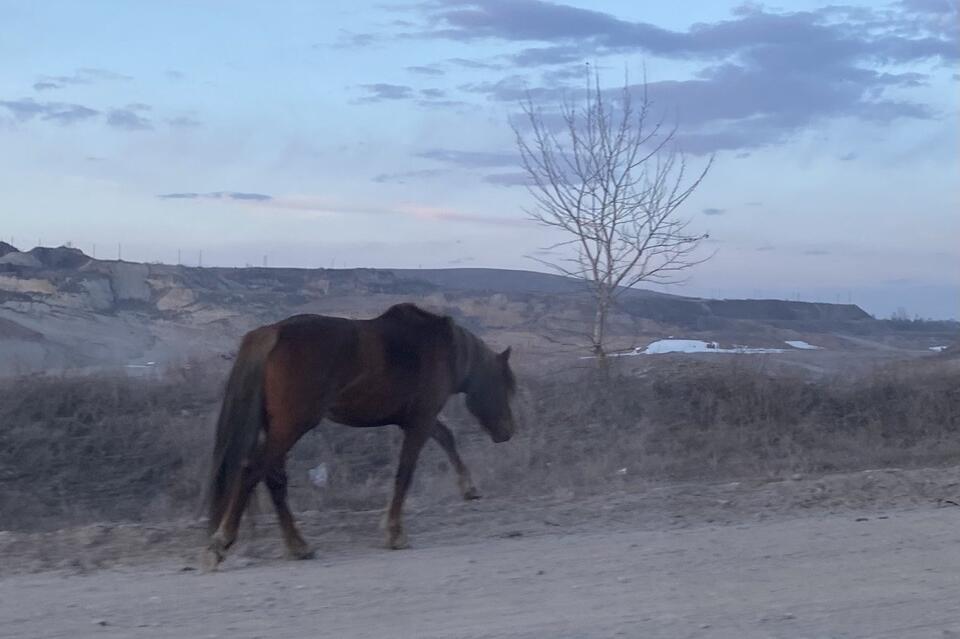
xmin=1 ymin=356 xmax=958 ymax=532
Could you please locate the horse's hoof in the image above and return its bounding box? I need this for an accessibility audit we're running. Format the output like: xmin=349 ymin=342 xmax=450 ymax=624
xmin=462 ymin=487 xmax=482 ymax=501
xmin=386 ymin=531 xmax=409 ymax=550
xmin=201 ymin=548 xmax=223 ymax=573
xmin=287 ymin=545 xmax=315 ymax=561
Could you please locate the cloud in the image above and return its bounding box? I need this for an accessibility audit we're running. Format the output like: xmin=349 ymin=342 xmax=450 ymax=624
xmin=446 ymin=57 xmax=505 ymax=70
xmin=33 ymin=67 xmax=132 ymax=91
xmin=167 ymin=115 xmax=202 ymax=127
xmin=0 ymin=98 xmax=99 ymax=124
xmin=412 ymin=1 xmax=956 ymax=62
xmin=372 ymin=168 xmax=450 ymax=184
xmin=407 ymin=65 xmax=445 ymax=76
xmin=159 ymin=192 xmax=527 ymax=226
xmin=158 ymin=191 xmax=273 ymax=201
xmin=420 ymin=88 xmax=446 ymax=98
xmin=356 ymin=83 xmax=415 ymax=102
xmin=333 ymin=31 xmax=380 ymax=48
xmin=702 ymin=207 xmax=726 ymax=216
xmin=804 ymin=248 xmax=832 ymax=256
xmin=483 ymin=172 xmax=532 ymax=186
xmin=839 ymin=151 xmax=858 ymax=161
xmin=401 ymin=2 xmax=952 ymax=153
xmin=107 ymin=107 xmax=153 ymax=130
xmin=417 ymin=148 xmax=518 ymax=168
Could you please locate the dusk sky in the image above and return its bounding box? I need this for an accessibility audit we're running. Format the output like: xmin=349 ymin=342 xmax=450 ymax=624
xmin=1 ymin=1 xmax=957 ymax=318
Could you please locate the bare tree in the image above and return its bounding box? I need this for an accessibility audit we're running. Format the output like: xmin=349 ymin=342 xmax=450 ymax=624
xmin=514 ymin=71 xmax=712 ymax=364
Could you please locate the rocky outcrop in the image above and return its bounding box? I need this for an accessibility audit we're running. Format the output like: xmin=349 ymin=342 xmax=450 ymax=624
xmin=0 ymin=252 xmax=42 ymax=268
xmin=28 ymin=246 xmax=91 ymax=269
xmin=105 ymin=262 xmax=151 ymax=302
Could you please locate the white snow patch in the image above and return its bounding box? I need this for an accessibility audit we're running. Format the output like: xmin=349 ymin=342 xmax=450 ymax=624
xmin=785 ymin=340 xmax=822 ymax=350
xmin=639 ymin=339 xmax=785 ymax=355
xmin=930 ymin=345 xmax=948 ymax=352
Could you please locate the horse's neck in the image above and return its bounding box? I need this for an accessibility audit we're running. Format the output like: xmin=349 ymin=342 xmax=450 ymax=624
xmin=454 ymin=325 xmax=485 ymax=393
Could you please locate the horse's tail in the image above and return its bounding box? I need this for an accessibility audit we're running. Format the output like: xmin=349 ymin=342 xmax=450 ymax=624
xmin=206 ymin=326 xmax=279 ymax=534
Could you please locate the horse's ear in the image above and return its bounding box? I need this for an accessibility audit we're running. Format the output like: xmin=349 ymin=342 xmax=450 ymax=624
xmin=499 ymin=346 xmax=512 ymax=362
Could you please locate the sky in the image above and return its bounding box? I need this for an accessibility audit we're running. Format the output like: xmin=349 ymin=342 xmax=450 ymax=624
xmin=0 ymin=0 xmax=957 ymax=318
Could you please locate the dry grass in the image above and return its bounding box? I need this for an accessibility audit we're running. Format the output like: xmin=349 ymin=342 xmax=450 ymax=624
xmin=1 ymin=356 xmax=958 ymax=532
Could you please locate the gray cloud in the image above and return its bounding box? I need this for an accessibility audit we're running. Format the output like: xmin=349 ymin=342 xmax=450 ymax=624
xmin=407 ymin=65 xmax=445 ymax=76
xmin=804 ymin=248 xmax=832 ymax=256
xmin=372 ymin=168 xmax=450 ymax=184
xmin=356 ymin=83 xmax=415 ymax=102
xmin=167 ymin=115 xmax=202 ymax=128
xmin=0 ymin=98 xmax=99 ymax=124
xmin=702 ymin=207 xmax=726 ymax=216
xmin=158 ymin=192 xmax=272 ymax=201
xmin=467 ymin=63 xmax=936 ymax=153
xmin=420 ymin=88 xmax=446 ymax=98
xmin=447 ymin=57 xmax=506 ymax=70
xmin=333 ymin=31 xmax=380 ymax=48
xmin=483 ymin=172 xmax=532 ymax=186
xmin=414 ymin=1 xmax=956 ymax=61
xmin=403 ymin=1 xmax=952 ymax=153
xmin=34 ymin=67 xmax=132 ymax=91
xmin=417 ymin=98 xmax=474 ymax=110
xmin=107 ymin=108 xmax=152 ymax=130
xmin=839 ymin=151 xmax=858 ymax=161
xmin=417 ymin=148 xmax=518 ymax=168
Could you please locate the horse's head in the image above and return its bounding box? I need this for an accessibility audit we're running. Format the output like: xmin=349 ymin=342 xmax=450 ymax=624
xmin=465 ymin=346 xmax=516 ymax=443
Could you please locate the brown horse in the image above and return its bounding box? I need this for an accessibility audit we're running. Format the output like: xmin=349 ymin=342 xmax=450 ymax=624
xmin=204 ymin=303 xmax=516 ymax=569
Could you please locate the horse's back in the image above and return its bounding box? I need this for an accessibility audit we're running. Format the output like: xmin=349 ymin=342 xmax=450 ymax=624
xmin=267 ymin=314 xmax=360 ymax=379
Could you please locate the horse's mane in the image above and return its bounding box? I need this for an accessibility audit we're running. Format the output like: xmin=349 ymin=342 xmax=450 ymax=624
xmin=378 ymin=303 xmax=447 ymax=324
xmin=378 ymin=303 xmax=512 ymax=393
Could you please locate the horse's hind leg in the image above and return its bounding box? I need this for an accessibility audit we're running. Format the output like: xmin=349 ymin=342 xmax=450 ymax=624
xmin=385 ymin=420 xmax=432 ymax=549
xmin=207 ymin=462 xmax=263 ymax=568
xmin=431 ymin=419 xmax=480 ymax=500
xmin=264 ymin=463 xmax=313 ymax=560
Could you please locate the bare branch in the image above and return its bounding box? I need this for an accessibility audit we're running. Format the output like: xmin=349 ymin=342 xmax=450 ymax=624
xmin=515 ymin=69 xmax=713 ymax=363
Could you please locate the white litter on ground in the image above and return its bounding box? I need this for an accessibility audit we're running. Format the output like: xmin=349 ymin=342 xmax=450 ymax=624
xmin=308 ymin=463 xmax=329 ymax=488
xmin=785 ymin=340 xmax=822 ymax=350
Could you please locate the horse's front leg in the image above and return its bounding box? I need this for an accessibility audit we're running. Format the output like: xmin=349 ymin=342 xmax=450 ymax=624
xmin=385 ymin=419 xmax=432 ymax=549
xmin=431 ymin=419 xmax=480 ymax=500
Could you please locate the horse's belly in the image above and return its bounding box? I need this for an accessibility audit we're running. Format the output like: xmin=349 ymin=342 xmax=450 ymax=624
xmin=327 ymin=393 xmax=405 ymax=428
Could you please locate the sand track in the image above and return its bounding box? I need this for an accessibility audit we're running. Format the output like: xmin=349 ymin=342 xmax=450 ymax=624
xmin=3 ymin=469 xmax=960 ymax=638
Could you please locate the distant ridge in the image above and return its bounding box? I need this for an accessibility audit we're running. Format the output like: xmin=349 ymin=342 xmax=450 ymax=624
xmin=390 ymin=268 xmax=678 ymax=299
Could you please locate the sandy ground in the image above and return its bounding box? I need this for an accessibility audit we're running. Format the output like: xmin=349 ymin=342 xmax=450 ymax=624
xmin=3 ymin=468 xmax=960 ymax=638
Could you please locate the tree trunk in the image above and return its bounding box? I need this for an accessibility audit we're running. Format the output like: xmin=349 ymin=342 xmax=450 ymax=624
xmin=592 ymin=300 xmax=608 ymax=369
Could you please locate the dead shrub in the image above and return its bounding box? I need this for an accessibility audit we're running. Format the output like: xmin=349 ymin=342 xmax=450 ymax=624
xmin=1 ymin=357 xmax=958 ymax=532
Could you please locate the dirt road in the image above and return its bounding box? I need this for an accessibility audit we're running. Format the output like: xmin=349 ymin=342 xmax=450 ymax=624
xmin=3 ymin=470 xmax=960 ymax=638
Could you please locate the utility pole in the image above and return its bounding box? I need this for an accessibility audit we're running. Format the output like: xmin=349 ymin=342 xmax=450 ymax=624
xmin=118 ymin=243 xmax=122 ymax=261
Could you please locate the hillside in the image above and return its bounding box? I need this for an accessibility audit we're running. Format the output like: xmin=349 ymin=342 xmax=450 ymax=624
xmin=0 ymin=244 xmax=953 ymax=376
